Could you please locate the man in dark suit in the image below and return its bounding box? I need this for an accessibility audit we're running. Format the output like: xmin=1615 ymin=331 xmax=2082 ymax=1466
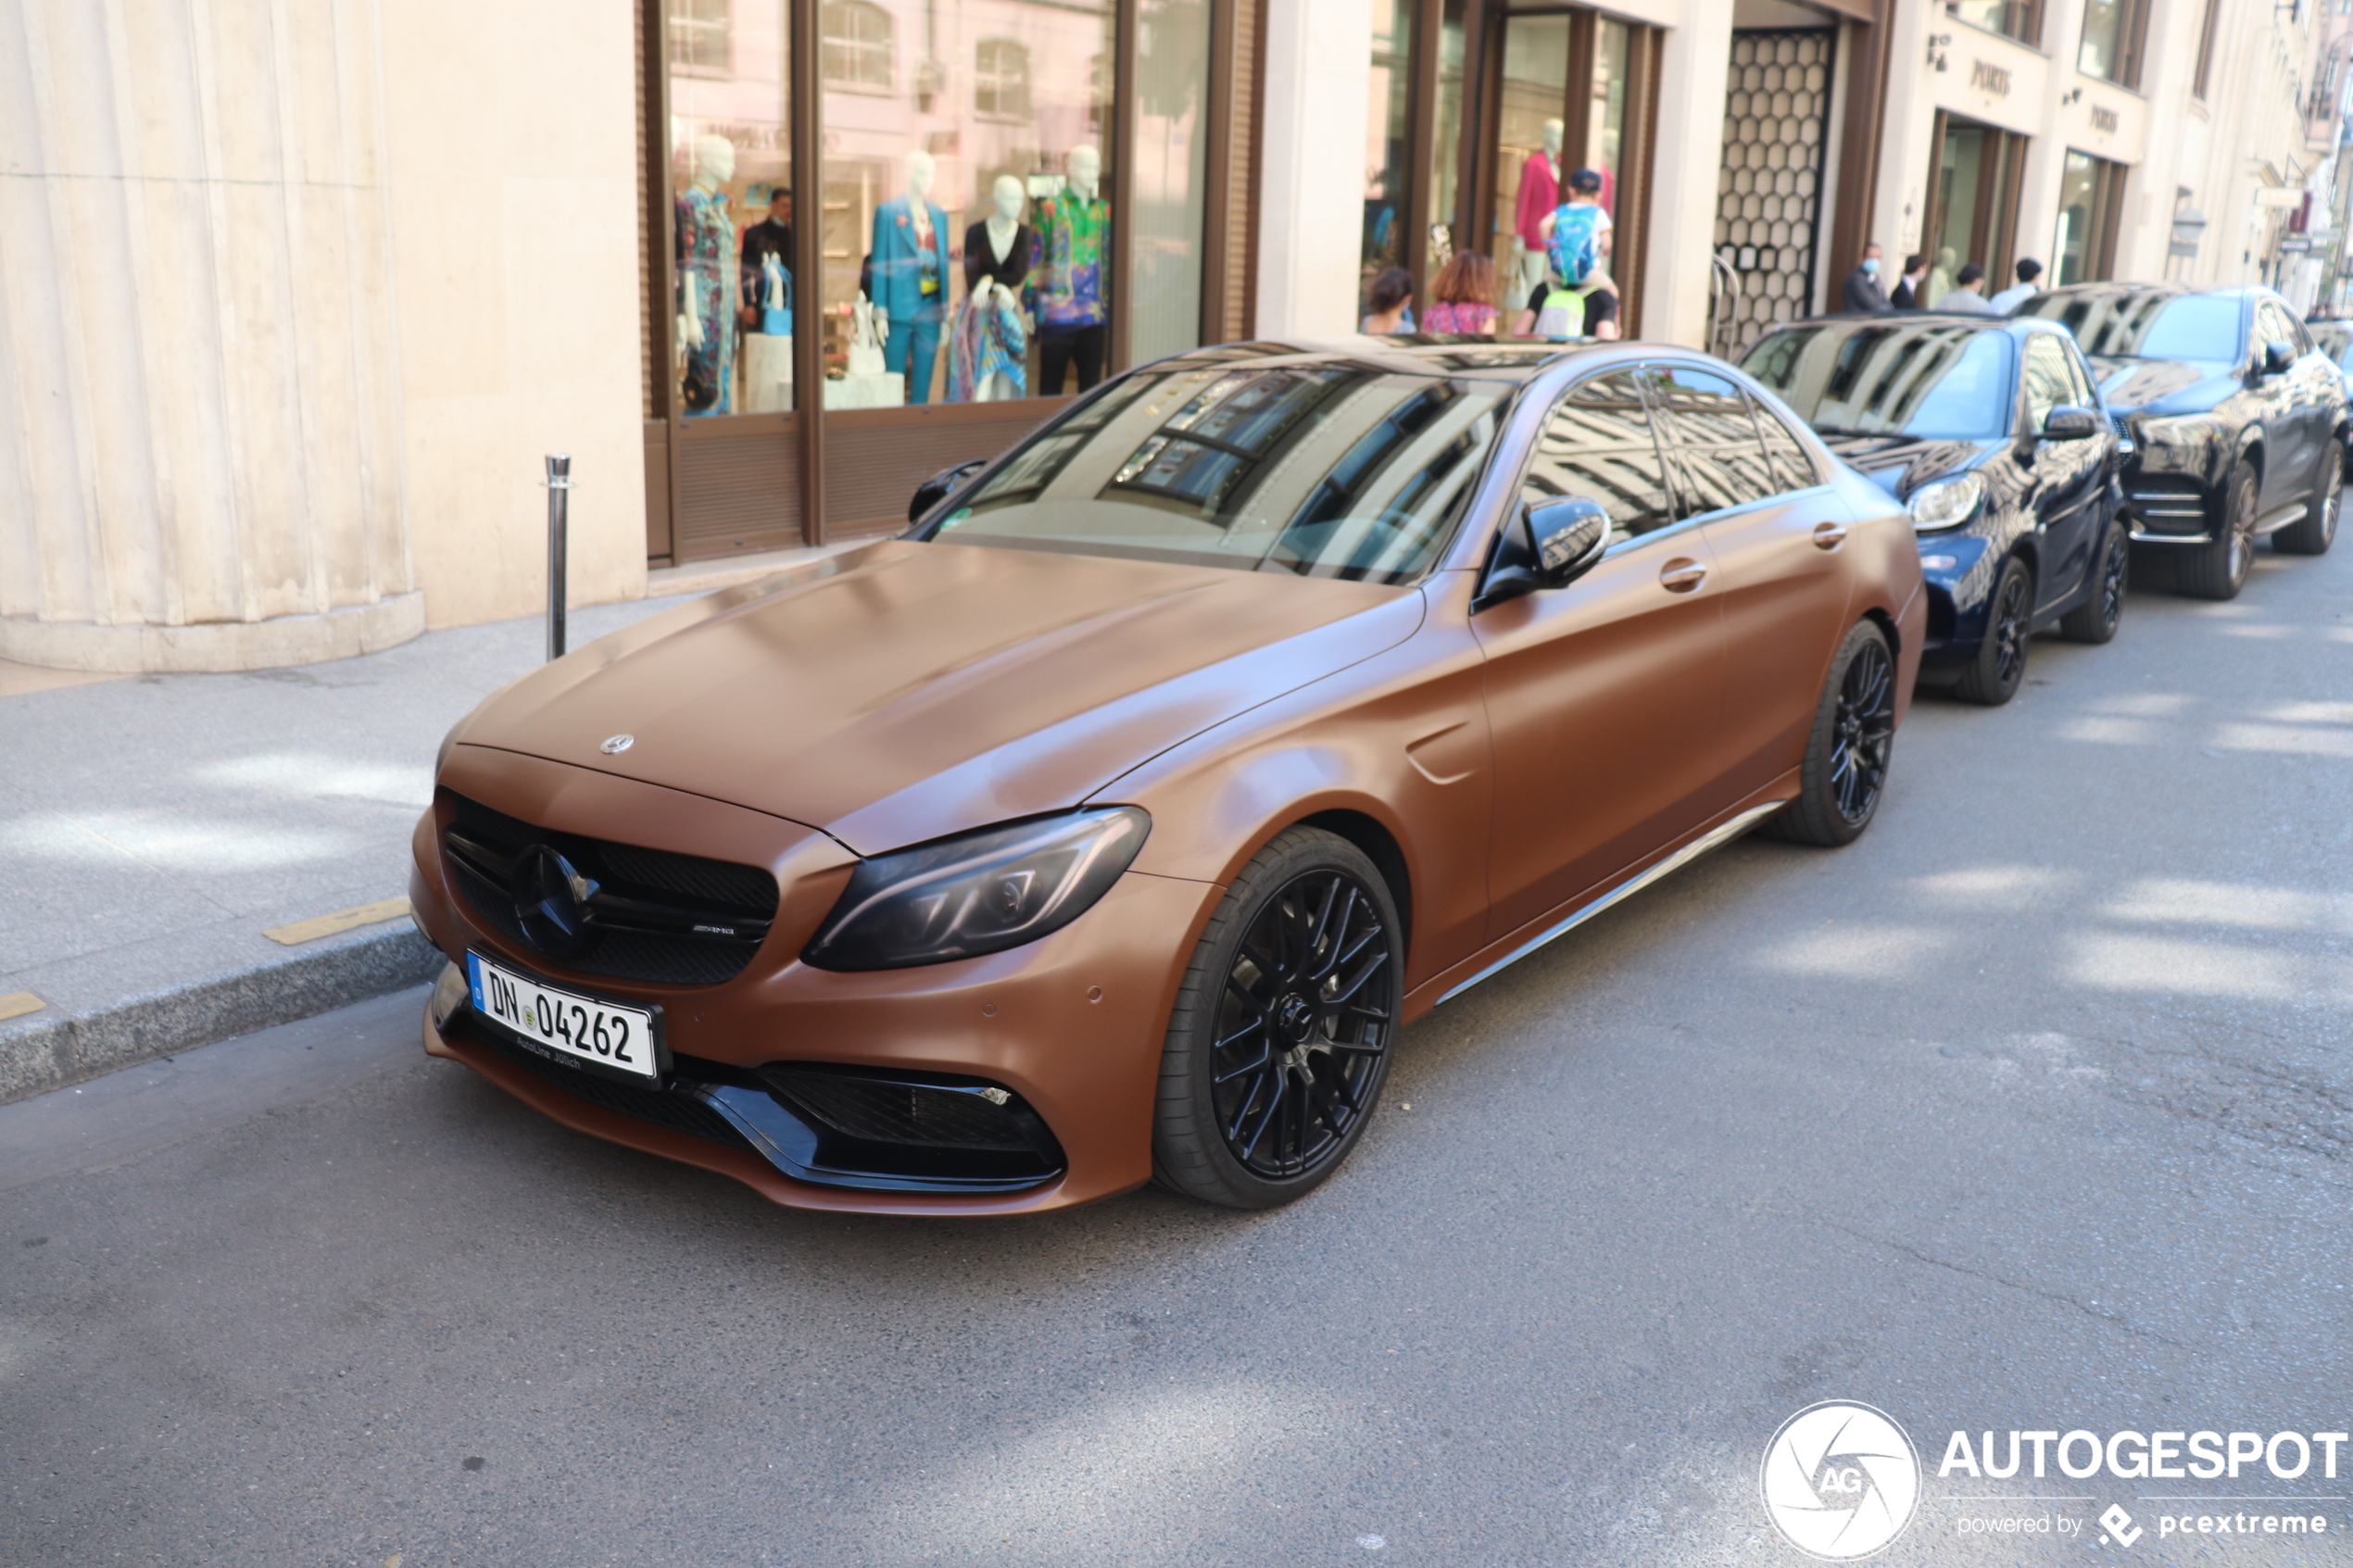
xmin=1842 ymin=243 xmax=1890 ymax=312
xmin=1890 ymin=252 xmax=1931 ymax=309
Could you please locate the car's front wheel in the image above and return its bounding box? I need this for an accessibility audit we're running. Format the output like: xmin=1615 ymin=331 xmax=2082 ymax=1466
xmin=1152 ymin=827 xmax=1403 ymax=1209
xmin=1953 ymin=556 xmax=2033 ymax=705
xmin=2273 ymin=447 xmax=2340 ymax=557
xmin=1762 ymin=619 xmax=1897 ymax=848
xmin=2059 ymin=519 xmax=2130 ymax=644
xmin=2179 ymin=458 xmax=2259 ymax=599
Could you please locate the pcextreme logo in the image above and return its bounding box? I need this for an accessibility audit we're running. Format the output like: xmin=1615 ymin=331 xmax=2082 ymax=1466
xmin=1761 ymin=1401 xmax=1922 ymax=1559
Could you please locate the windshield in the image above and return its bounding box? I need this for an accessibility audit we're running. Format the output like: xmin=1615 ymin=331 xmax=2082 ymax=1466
xmin=1742 ymin=324 xmax=2014 ymax=440
xmin=927 ymin=363 xmax=1512 ymax=583
xmin=2015 ymin=292 xmax=2244 ymax=363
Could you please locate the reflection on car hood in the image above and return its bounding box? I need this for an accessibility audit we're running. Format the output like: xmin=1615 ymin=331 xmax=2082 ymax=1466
xmin=1819 ymin=433 xmax=1995 ymax=501
xmin=2087 ymin=355 xmax=2237 ymax=417
xmin=453 ymin=538 xmax=1425 ymax=856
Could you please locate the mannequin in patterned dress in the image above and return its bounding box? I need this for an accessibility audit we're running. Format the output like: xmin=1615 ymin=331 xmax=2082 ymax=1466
xmin=675 ymin=134 xmax=739 ymax=417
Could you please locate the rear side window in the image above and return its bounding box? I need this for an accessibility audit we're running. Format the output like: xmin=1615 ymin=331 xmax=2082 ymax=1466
xmin=1644 ymin=364 xmax=1781 ymax=518
xmin=1520 ymin=370 xmax=1676 ymax=544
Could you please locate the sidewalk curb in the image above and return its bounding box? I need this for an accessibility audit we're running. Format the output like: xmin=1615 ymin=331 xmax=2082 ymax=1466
xmin=0 ymin=926 xmax=443 ymax=1107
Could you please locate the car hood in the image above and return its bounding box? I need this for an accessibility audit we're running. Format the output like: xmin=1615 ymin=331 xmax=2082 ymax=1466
xmin=1820 ymin=433 xmax=1999 ymax=502
xmin=451 ymin=539 xmax=1425 ymax=856
xmin=2087 ymin=355 xmax=2238 ymax=417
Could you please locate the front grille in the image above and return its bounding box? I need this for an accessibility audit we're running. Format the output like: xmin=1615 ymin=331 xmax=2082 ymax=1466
xmin=467 ymin=1022 xmax=754 ymax=1150
xmin=2125 ymin=475 xmax=2209 ymax=533
xmin=441 ymin=790 xmax=778 ymax=986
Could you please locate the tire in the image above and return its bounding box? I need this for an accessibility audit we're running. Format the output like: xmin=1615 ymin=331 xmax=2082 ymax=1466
xmin=1151 ymin=827 xmax=1403 ymax=1210
xmin=2272 ymin=447 xmax=2340 ymax=556
xmin=1953 ymin=556 xmax=2033 ymax=706
xmin=2059 ymin=519 xmax=2129 ymax=645
xmin=1761 ymin=620 xmax=1898 ymax=848
xmin=2178 ymin=458 xmax=2258 ymax=599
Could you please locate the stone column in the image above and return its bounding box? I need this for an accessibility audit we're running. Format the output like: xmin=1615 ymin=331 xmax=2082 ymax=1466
xmin=0 ymin=0 xmax=419 ymax=671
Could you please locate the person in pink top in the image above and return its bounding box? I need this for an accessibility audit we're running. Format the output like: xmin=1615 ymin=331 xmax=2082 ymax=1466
xmin=1421 ymin=251 xmax=1500 ymax=335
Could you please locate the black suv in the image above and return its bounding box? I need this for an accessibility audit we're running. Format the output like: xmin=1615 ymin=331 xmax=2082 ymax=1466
xmin=2013 ymin=283 xmax=2345 ymax=599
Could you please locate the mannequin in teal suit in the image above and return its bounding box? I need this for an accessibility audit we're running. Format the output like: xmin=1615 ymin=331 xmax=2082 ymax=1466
xmin=872 ymin=150 xmax=950 ymax=404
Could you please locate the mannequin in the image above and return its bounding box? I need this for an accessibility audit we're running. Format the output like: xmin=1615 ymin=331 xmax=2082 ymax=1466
xmin=675 ymin=133 xmax=739 ymax=416
xmin=955 ymin=175 xmax=1037 ymax=402
xmin=872 ymin=149 xmax=950 ymax=404
xmin=1036 ymin=144 xmax=1110 ymax=394
xmin=1507 ymin=119 xmax=1564 ymax=312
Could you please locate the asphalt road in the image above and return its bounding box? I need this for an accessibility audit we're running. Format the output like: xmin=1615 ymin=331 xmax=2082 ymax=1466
xmin=6 ymin=541 xmax=2351 ymax=1568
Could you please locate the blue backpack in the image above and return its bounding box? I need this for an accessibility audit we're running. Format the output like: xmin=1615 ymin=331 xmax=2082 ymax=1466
xmin=1548 ymin=204 xmax=1603 ymax=286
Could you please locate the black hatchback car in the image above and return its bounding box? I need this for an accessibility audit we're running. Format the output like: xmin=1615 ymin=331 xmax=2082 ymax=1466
xmin=1741 ymin=313 xmax=2125 ymax=706
xmin=2013 ymin=283 xmax=2345 ymax=598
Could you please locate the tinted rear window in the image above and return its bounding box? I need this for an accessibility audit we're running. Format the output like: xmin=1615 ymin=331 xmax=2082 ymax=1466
xmin=1742 ymin=324 xmax=2014 ymax=441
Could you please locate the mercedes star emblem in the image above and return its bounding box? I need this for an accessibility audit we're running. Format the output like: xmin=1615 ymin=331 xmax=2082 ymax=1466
xmin=600 ymin=734 xmax=635 ymax=754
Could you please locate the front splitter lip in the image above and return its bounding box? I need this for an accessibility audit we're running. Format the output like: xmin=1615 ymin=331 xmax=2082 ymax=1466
xmin=422 ymin=1003 xmax=1107 ymax=1216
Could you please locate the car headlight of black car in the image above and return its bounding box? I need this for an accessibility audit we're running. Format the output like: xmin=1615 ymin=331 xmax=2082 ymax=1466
xmin=802 ymin=808 xmax=1151 ymax=971
xmin=1906 ymin=472 xmax=1985 ymax=533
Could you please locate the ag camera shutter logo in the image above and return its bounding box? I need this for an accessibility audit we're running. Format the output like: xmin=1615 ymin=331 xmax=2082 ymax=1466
xmin=1761 ymin=1401 xmax=1921 ymax=1559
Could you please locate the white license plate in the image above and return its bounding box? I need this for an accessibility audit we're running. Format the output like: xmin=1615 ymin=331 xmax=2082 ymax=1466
xmin=467 ymin=952 xmax=661 ymax=1081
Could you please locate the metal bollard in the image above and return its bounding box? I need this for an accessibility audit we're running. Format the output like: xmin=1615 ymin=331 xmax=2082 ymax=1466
xmin=543 ymin=454 xmax=571 ymax=661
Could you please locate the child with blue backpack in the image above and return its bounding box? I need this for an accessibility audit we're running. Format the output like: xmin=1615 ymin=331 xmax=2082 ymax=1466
xmin=1522 ymin=168 xmax=1620 ymax=342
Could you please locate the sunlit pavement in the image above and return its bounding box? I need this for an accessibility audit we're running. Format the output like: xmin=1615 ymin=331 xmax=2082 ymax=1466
xmin=3 ymin=543 xmax=2348 ymax=1567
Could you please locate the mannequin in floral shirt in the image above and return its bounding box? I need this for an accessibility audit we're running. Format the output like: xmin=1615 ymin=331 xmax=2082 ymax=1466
xmin=1035 ymin=145 xmax=1110 ymax=394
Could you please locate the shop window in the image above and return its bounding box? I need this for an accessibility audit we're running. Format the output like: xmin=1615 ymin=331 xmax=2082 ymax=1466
xmin=1132 ymin=0 xmax=1212 ymax=363
xmin=823 ymin=1 xmax=893 ymax=89
xmin=1362 ymin=0 xmax=1414 ymax=315
xmin=975 ymin=39 xmax=1031 ymax=119
xmin=669 ymin=0 xmax=731 ymax=74
xmin=2079 ymin=0 xmax=2148 ymax=88
xmin=2056 ymin=150 xmax=2125 ymax=285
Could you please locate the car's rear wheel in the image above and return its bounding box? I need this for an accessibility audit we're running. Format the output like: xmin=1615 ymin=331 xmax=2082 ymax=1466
xmin=1761 ymin=620 xmax=1897 ymax=848
xmin=1152 ymin=827 xmax=1403 ymax=1210
xmin=2273 ymin=448 xmax=2340 ymax=556
xmin=1953 ymin=556 xmax=2033 ymax=705
xmin=2178 ymin=459 xmax=2259 ymax=599
xmin=2059 ymin=520 xmax=2129 ymax=645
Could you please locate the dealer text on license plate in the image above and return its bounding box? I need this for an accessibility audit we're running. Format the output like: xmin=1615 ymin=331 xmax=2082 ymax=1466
xmin=467 ymin=952 xmax=659 ymax=1080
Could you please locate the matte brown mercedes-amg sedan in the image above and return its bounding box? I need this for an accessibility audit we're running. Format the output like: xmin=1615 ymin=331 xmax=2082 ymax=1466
xmin=409 ymin=340 xmax=1924 ymax=1214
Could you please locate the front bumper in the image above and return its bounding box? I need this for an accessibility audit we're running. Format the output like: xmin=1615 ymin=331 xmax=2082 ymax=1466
xmin=411 ymin=746 xmax=1218 ymax=1215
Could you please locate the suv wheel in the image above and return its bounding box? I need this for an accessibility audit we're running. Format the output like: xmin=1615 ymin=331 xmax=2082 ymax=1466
xmin=2059 ymin=520 xmax=2129 ymax=645
xmin=2273 ymin=450 xmax=2341 ymax=557
xmin=2179 ymin=459 xmax=2259 ymax=599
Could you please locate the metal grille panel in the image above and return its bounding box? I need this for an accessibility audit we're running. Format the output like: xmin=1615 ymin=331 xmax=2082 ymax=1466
xmin=1712 ymin=31 xmax=1834 ymax=358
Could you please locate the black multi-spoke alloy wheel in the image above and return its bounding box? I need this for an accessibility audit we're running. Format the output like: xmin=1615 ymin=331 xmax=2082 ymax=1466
xmin=1764 ymin=620 xmax=1898 ymax=848
xmin=2273 ymin=447 xmax=2341 ymax=557
xmin=2059 ymin=520 xmax=2130 ymax=644
xmin=1152 ymin=827 xmax=1403 ymax=1209
xmin=1954 ymin=556 xmax=2033 ymax=705
xmin=2179 ymin=459 xmax=2258 ymax=599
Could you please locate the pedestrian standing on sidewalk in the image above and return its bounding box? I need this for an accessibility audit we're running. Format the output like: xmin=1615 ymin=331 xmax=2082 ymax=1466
xmin=1934 ymin=263 xmax=1997 ymax=313
xmin=1842 ymin=244 xmax=1890 ymax=312
xmin=1422 ymin=250 xmax=1500 ymax=334
xmin=1360 ymin=268 xmax=1418 ymax=333
xmin=1890 ymin=253 xmax=1931 ymax=308
xmin=1987 ymin=258 xmax=2044 ymax=313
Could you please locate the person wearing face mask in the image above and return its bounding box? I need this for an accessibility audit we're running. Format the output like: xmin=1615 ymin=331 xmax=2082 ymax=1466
xmin=1842 ymin=243 xmax=1889 ymax=312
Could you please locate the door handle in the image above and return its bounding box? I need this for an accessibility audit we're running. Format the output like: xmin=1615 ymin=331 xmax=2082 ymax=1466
xmin=1811 ymin=520 xmax=1849 ymax=550
xmin=1658 ymin=558 xmax=1707 ymax=593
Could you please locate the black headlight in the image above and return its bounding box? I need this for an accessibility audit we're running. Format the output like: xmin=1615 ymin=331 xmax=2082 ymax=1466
xmin=801 ymin=808 xmax=1151 ymax=972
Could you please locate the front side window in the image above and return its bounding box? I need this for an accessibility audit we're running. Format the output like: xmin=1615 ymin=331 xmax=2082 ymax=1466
xmin=1742 ymin=324 xmax=2016 ymax=442
xmin=937 ymin=364 xmax=1511 ymax=582
xmin=1642 ymin=365 xmax=1781 ymax=518
xmin=2021 ymin=335 xmax=2075 ymax=430
xmin=1521 ymin=371 xmax=1676 ymax=544
xmin=2016 ymin=291 xmax=2245 ymax=367
xmin=2255 ymin=300 xmax=2305 ymax=358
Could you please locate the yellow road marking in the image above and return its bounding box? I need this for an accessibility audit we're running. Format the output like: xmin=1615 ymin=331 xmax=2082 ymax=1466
xmin=264 ymin=897 xmax=413 ymax=947
xmin=0 ymin=992 xmax=44 ymax=1022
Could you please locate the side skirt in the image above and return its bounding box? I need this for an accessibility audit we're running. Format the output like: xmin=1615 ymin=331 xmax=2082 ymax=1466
xmin=1431 ymin=799 xmax=1787 ymax=1008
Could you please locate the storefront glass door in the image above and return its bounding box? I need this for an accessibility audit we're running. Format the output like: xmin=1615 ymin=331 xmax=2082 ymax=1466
xmin=1925 ymin=112 xmax=2025 ymax=305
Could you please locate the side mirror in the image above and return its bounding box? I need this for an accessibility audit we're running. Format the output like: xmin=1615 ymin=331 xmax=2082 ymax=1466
xmin=909 ymin=458 xmax=990 ymax=524
xmin=2262 ymin=341 xmax=2296 ymax=377
xmin=1479 ymin=496 xmax=1612 ymax=606
xmin=2040 ymin=407 xmax=2100 ymax=441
